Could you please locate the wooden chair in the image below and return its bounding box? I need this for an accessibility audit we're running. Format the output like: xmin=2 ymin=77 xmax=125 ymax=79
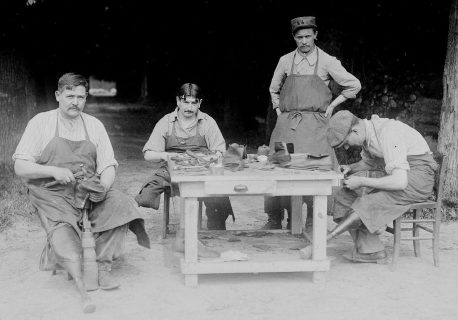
xmin=386 ymin=154 xmax=446 ymax=270
xmin=162 ymin=188 xmax=203 ymax=239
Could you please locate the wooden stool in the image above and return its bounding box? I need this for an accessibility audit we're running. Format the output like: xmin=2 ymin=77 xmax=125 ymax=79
xmin=386 ymin=154 xmax=446 ymax=270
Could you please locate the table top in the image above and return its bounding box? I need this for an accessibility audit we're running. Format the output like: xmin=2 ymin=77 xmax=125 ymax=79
xmin=169 ymin=158 xmax=343 ymax=183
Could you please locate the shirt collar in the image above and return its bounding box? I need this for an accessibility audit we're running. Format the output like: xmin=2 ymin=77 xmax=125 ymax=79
xmin=294 ymin=45 xmax=318 ymax=66
xmin=169 ymin=108 xmax=205 ymax=122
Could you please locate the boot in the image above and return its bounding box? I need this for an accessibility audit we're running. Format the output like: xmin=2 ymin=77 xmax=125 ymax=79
xmin=98 ymin=270 xmax=120 ymax=290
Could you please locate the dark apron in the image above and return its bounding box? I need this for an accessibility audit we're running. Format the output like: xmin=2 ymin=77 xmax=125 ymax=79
xmin=165 ymin=119 xmax=208 ymax=153
xmin=269 ymin=50 xmax=336 ymax=165
xmin=164 ymin=118 xmax=234 ymax=223
xmin=333 ymin=121 xmax=437 ymax=233
xmin=27 ymin=115 xmax=149 ymax=268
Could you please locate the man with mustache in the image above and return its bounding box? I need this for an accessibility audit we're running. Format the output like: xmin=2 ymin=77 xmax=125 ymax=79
xmin=141 ymin=83 xmax=233 ymax=257
xmin=13 ymin=73 xmax=150 ymax=310
xmin=263 ymin=16 xmax=361 ymax=231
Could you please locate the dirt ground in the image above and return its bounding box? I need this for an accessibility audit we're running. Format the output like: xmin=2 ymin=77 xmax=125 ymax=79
xmin=1 ymin=103 xmax=458 ymax=320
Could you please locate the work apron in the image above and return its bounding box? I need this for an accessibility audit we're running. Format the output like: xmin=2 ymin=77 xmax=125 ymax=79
xmin=332 ymin=121 xmax=437 ymax=234
xmin=27 ymin=115 xmax=149 ymax=269
xmin=269 ymin=50 xmax=336 ymax=164
xmin=164 ymin=118 xmax=234 ymax=225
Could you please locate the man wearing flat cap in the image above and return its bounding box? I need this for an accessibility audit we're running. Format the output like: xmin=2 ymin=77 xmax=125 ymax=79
xmin=263 ymin=16 xmax=361 ymax=230
xmin=324 ymin=110 xmax=437 ymax=262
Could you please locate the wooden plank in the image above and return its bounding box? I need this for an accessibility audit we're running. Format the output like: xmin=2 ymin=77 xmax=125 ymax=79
xmin=291 ymin=196 xmax=303 ymax=235
xmin=184 ymin=197 xmax=199 ymax=286
xmin=181 ymin=259 xmax=330 ymax=274
xmin=312 ymin=195 xmax=327 ymax=261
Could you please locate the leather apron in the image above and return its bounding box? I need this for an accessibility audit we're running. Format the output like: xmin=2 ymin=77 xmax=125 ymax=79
xmin=165 ymin=117 xmax=208 ymax=153
xmin=164 ymin=115 xmax=234 ymax=223
xmin=269 ymin=50 xmax=336 ymax=166
xmin=333 ymin=121 xmax=437 ymax=233
xmin=27 ymin=114 xmax=148 ymax=237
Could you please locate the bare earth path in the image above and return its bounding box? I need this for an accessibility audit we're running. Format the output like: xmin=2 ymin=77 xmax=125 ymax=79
xmin=1 ymin=103 xmax=458 ymax=320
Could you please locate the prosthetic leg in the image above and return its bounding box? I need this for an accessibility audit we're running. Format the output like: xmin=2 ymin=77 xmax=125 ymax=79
xmin=299 ymin=212 xmax=361 ymax=259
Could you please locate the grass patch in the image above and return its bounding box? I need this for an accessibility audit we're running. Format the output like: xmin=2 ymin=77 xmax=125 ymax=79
xmin=0 ymin=172 xmax=35 ymax=232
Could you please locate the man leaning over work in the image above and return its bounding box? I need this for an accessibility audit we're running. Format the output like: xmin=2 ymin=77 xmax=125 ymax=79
xmin=324 ymin=110 xmax=437 ymax=263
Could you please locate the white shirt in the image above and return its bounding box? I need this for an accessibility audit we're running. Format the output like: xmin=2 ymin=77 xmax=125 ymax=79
xmin=361 ymin=115 xmax=431 ymax=174
xmin=13 ymin=109 xmax=118 ymax=174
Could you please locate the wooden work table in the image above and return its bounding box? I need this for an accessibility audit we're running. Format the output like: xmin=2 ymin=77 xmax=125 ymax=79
xmin=169 ymin=159 xmax=343 ymax=287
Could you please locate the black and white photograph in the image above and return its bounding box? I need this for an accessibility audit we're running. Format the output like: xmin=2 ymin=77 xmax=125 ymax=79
xmin=0 ymin=0 xmax=457 ymax=319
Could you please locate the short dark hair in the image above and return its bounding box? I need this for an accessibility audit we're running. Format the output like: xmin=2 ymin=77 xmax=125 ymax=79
xmin=176 ymin=83 xmax=202 ymax=100
xmin=57 ymin=73 xmax=89 ymax=93
xmin=293 ymin=27 xmax=317 ymax=36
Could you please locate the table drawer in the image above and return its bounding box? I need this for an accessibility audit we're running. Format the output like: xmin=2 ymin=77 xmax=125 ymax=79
xmin=204 ymin=180 xmax=276 ymax=195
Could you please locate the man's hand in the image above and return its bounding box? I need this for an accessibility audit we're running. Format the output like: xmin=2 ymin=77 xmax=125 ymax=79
xmin=324 ymin=105 xmax=335 ymax=118
xmin=51 ymin=167 xmax=76 ymax=185
xmin=162 ymin=152 xmax=179 ymax=161
xmin=89 ymin=185 xmax=108 ymax=203
xmin=275 ymin=108 xmax=281 ymax=116
xmin=338 ymin=165 xmax=351 ymax=176
xmin=343 ymin=176 xmax=364 ymax=190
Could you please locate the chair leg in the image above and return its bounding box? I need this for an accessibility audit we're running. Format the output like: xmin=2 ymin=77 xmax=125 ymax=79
xmin=198 ymin=199 xmax=203 ymax=230
xmin=432 ymin=207 xmax=440 ymax=267
xmin=162 ymin=192 xmax=170 ymax=239
xmin=412 ymin=209 xmax=421 ymax=258
xmin=391 ymin=217 xmax=401 ymax=271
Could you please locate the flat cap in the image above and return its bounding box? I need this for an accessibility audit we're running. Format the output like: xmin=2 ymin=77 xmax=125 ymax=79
xmin=291 ymin=16 xmax=317 ymax=34
xmin=326 ymin=110 xmax=358 ymax=148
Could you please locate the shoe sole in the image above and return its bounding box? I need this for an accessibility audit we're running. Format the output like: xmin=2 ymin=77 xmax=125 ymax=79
xmin=342 ymin=253 xmax=387 ymax=264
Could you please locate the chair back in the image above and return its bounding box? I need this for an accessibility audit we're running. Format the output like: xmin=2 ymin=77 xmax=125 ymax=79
xmin=433 ymin=153 xmax=447 ymax=202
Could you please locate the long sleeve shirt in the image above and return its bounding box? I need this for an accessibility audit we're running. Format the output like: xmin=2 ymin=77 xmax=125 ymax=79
xmin=269 ymin=46 xmax=361 ymax=109
xmin=143 ymin=108 xmax=226 ymax=153
xmin=360 ymin=115 xmax=432 ymax=174
xmin=13 ymin=109 xmax=118 ymax=174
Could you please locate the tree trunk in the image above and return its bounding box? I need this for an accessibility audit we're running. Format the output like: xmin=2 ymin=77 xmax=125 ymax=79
xmin=0 ymin=52 xmax=37 ymax=174
xmin=438 ymin=0 xmax=458 ymax=206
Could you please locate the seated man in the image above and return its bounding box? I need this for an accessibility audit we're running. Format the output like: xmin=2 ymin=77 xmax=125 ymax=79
xmin=13 ymin=73 xmax=150 ymax=310
xmin=141 ymin=83 xmax=233 ymax=256
xmin=325 ymin=110 xmax=437 ymax=263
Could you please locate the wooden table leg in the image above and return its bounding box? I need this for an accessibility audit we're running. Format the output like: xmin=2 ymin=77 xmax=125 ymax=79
xmin=184 ymin=197 xmax=199 ymax=287
xmin=291 ymin=196 xmax=303 ymax=235
xmin=312 ymin=195 xmax=327 ymax=283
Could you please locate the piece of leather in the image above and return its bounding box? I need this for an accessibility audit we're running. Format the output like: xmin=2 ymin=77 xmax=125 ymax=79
xmin=135 ymin=163 xmax=172 ymax=209
xmin=280 ymin=153 xmax=333 ymax=170
xmin=223 ymin=143 xmax=246 ymax=171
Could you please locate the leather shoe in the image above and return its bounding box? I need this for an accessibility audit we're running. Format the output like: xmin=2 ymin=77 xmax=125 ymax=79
xmin=98 ymin=270 xmax=120 ymax=290
xmin=343 ymin=249 xmax=387 ymax=263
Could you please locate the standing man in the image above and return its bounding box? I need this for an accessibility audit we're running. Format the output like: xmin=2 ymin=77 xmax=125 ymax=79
xmin=264 ymin=16 xmax=362 ymax=230
xmin=141 ymin=83 xmax=233 ymax=257
xmin=325 ymin=110 xmax=437 ymax=262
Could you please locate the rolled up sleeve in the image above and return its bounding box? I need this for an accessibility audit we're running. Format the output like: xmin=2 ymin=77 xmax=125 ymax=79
xmin=326 ymin=57 xmax=361 ymax=99
xmin=143 ymin=117 xmax=168 ymax=153
xmin=203 ymin=117 xmax=226 ymax=153
xmin=269 ymin=58 xmax=287 ymax=109
xmin=94 ymin=121 xmax=118 ymax=174
xmin=379 ymin=129 xmax=410 ymax=174
xmin=12 ymin=115 xmax=44 ymax=163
